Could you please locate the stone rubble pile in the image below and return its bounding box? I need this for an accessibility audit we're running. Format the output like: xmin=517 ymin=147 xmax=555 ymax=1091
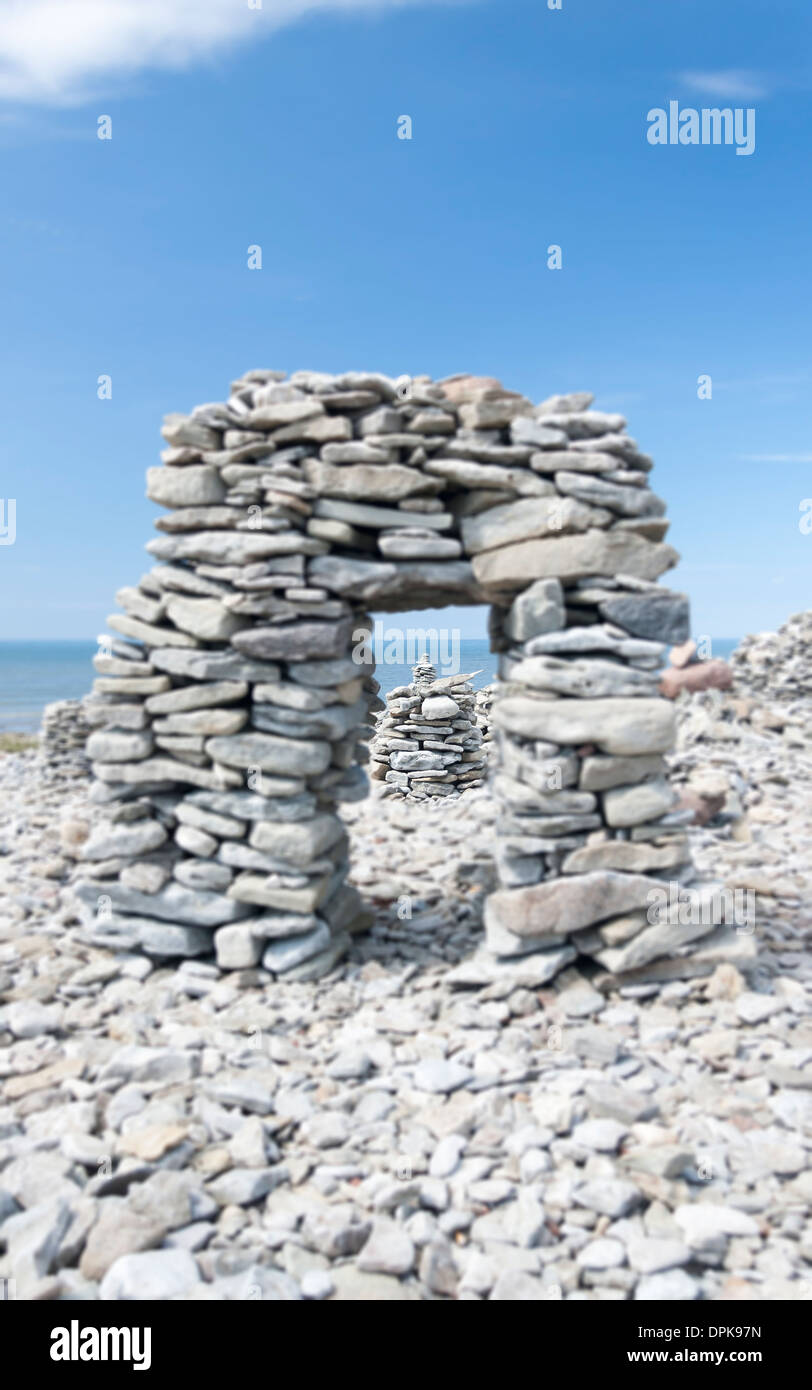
xmin=666 ymin=616 xmax=811 ymax=947
xmin=39 ymin=701 xmax=93 ymax=780
xmin=730 ymin=610 xmax=812 ymax=706
xmin=370 ymin=656 xmax=489 ymax=800
xmin=0 ymin=716 xmax=809 ymax=1304
xmin=73 ymin=367 xmax=725 ymax=986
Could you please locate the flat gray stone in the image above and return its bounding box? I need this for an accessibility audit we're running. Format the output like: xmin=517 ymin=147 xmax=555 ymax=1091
xmin=573 ymin=1179 xmax=642 ymax=1219
xmin=262 ymin=922 xmax=331 ymax=973
xmin=146 ymin=464 xmax=226 ymax=508
xmin=99 ymin=1249 xmax=201 ymax=1300
xmin=509 ymin=417 xmax=568 ymax=448
xmin=445 ymin=945 xmax=576 ymax=988
xmin=576 ymin=1238 xmax=626 ymax=1270
xmin=473 ymin=530 xmax=680 ymax=590
xmin=555 ymin=471 xmax=666 ymax=517
xmin=412 ymin=1059 xmax=473 ymax=1094
xmin=461 ymin=496 xmax=608 ymax=555
xmin=572 ymin=1119 xmax=628 ymax=1153
xmin=489 ymin=1270 xmax=550 ymax=1300
xmin=626 ymin=1236 xmax=691 ymax=1275
xmin=485 ymin=872 xmax=671 ymax=941
xmin=79 ymin=818 xmax=167 ymax=861
xmin=634 ymin=1270 xmax=700 ymax=1301
xmin=525 ymin=625 xmax=664 ymax=660
xmin=233 ymin=617 xmax=354 ymax=662
xmin=187 ymin=788 xmax=311 ymax=818
xmin=74 ymin=878 xmax=250 ymax=927
xmin=205 ymin=1168 xmax=282 ymax=1206
xmin=3 ymin=1198 xmax=73 ymax=1292
xmin=205 ymin=732 xmax=331 ymax=776
xmin=562 ymin=839 xmax=688 ymax=875
xmin=357 ymin=1220 xmax=416 ymax=1276
xmin=165 ymin=596 xmax=247 ymax=642
xmin=602 ymin=777 xmax=676 ymax=827
xmin=249 ymin=813 xmax=345 ymax=866
xmin=148 ymin=531 xmax=326 ymax=566
xmin=304 ymin=458 xmax=437 ymax=502
xmin=509 ymin=655 xmax=659 ymax=698
xmin=579 ymin=753 xmax=666 ymax=792
xmin=492 ymin=696 xmax=675 ymax=755
xmin=151 ymin=648 xmax=280 ymax=683
xmin=145 ymin=680 xmax=248 ymax=714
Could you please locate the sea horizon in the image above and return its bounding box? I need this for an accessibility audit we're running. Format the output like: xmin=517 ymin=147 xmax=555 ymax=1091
xmin=0 ymin=635 xmax=744 ymax=735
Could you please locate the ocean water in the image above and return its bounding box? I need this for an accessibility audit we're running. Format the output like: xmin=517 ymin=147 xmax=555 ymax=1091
xmin=0 ymin=636 xmax=742 ymax=734
xmin=0 ymin=642 xmax=97 ymax=733
xmin=369 ymin=636 xmax=499 ymax=696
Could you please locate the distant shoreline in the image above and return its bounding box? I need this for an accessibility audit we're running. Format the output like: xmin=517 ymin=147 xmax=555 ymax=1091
xmin=0 ymin=637 xmax=744 ymax=737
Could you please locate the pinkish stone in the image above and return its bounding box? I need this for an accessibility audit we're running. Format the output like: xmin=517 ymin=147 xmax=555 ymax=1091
xmin=660 ymin=660 xmax=733 ymax=699
xmin=677 ymin=790 xmax=726 ymax=826
xmin=438 ymin=375 xmax=506 ymax=403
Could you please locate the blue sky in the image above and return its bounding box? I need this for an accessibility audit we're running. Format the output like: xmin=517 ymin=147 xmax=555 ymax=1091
xmin=0 ymin=0 xmax=810 ymax=642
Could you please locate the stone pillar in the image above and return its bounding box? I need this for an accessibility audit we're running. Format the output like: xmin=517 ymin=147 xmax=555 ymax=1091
xmin=481 ymin=579 xmax=708 ymax=984
xmin=40 ymin=699 xmax=93 ymax=781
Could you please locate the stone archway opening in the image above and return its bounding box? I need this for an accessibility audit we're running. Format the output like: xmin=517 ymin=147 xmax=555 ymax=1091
xmin=74 ymin=367 xmax=732 ymax=989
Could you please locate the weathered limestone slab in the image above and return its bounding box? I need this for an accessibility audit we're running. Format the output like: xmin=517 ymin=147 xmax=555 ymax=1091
xmin=485 ymin=873 xmax=668 ymax=941
xmin=473 ymin=531 xmax=679 ymax=589
xmin=492 ymin=697 xmax=676 ymax=755
xmin=461 ymin=497 xmax=610 ymax=554
xmin=146 ymin=465 xmax=226 ymax=508
xmin=74 ymin=879 xmax=251 ymax=927
xmin=204 ymin=733 xmax=331 ymax=776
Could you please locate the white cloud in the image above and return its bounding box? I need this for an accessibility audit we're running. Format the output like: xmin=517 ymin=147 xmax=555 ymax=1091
xmin=0 ymin=0 xmax=455 ymax=103
xmin=678 ymin=69 xmax=769 ymax=102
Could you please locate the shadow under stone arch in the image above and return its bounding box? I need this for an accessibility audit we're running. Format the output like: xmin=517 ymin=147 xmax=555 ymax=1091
xmin=75 ymin=368 xmax=736 ymax=987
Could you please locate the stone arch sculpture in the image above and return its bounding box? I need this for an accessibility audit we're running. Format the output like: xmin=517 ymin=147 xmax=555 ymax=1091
xmin=75 ymin=367 xmax=727 ymax=987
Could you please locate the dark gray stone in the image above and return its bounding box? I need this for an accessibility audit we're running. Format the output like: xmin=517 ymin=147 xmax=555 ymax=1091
xmin=598 ymin=591 xmax=690 ymax=644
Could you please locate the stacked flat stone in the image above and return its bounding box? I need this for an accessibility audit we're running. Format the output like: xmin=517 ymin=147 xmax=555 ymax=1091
xmin=76 ymin=367 xmax=722 ymax=984
xmin=370 ymin=657 xmax=488 ymax=799
xmin=476 ymin=571 xmax=712 ymax=984
xmin=39 ymin=700 xmax=93 ymax=780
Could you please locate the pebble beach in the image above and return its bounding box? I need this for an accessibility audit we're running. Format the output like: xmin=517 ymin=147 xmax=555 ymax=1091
xmin=0 ymin=613 xmax=809 ymax=1302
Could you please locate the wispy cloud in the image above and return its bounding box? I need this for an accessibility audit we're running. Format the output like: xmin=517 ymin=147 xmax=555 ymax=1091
xmin=712 ymin=371 xmax=812 ymax=404
xmin=741 ymin=453 xmax=812 ymax=464
xmin=678 ymin=69 xmax=770 ymax=102
xmin=0 ymin=0 xmax=464 ymax=105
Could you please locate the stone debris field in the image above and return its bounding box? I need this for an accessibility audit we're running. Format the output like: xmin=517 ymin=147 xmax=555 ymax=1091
xmin=0 ymin=611 xmax=809 ymax=1302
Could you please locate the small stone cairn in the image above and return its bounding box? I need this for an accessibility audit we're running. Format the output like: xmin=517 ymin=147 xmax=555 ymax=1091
xmin=39 ymin=700 xmax=93 ymax=780
xmin=370 ymin=655 xmax=489 ymax=799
